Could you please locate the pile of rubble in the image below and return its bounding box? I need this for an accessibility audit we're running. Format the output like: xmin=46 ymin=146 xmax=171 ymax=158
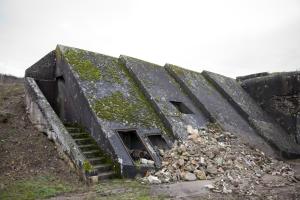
xmin=141 ymin=123 xmax=298 ymax=195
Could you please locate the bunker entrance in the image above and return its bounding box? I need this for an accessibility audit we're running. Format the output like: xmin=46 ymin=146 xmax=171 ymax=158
xmin=56 ymin=75 xmax=65 ymax=83
xmin=36 ymin=80 xmax=58 ymax=113
xmin=35 ymin=75 xmax=66 ymax=119
xmin=118 ymin=130 xmax=152 ymax=161
xmin=148 ymin=134 xmax=168 ymax=150
xmin=170 ymin=101 xmax=194 ymax=114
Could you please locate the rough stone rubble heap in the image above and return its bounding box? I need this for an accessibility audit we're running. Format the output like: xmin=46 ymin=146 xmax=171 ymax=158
xmin=141 ymin=123 xmax=298 ymax=195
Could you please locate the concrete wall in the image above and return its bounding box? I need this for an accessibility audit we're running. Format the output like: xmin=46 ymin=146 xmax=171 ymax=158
xmin=240 ymin=72 xmax=300 ymax=143
xmin=24 ymin=77 xmax=86 ymax=178
xmin=24 ymin=44 xmax=300 ymax=179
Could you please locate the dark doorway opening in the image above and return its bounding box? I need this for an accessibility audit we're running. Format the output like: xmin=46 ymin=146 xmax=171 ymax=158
xmin=170 ymin=101 xmax=194 ymax=114
xmin=148 ymin=134 xmax=168 ymax=150
xmin=56 ymin=75 xmax=65 ymax=83
xmin=118 ymin=130 xmax=152 ymax=161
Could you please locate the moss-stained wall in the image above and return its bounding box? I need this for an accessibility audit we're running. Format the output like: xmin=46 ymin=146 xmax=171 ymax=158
xmin=59 ymin=46 xmax=167 ymax=134
xmin=64 ymin=49 xmax=101 ymax=81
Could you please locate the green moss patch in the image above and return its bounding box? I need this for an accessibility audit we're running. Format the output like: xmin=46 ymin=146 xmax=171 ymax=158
xmin=102 ymin=60 xmax=123 ymax=84
xmin=93 ymin=91 xmax=159 ymax=128
xmin=64 ymin=49 xmax=101 ymax=81
xmin=0 ymin=176 xmax=74 ymax=200
xmin=119 ymin=63 xmax=170 ymax=134
xmin=92 ymin=59 xmax=168 ymax=131
xmin=93 ymin=91 xmax=135 ymax=123
xmin=83 ymin=160 xmax=94 ymax=173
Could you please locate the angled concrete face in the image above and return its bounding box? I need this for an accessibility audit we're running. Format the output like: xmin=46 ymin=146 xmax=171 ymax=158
xmin=120 ymin=56 xmax=210 ymax=140
xmin=239 ymin=72 xmax=300 ymax=144
xmin=25 ymin=45 xmax=173 ymax=177
xmin=25 ymin=44 xmax=300 ymax=178
xmin=56 ymin=46 xmax=170 ymax=173
xmin=165 ymin=64 xmax=275 ymax=156
xmin=25 ymin=50 xmax=56 ymax=80
xmin=203 ymin=71 xmax=300 ymax=158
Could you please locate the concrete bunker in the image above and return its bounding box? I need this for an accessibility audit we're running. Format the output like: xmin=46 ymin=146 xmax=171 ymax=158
xmin=24 ymin=44 xmax=300 ymax=182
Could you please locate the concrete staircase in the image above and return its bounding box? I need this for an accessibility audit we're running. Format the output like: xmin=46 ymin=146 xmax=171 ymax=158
xmin=65 ymin=125 xmax=116 ymax=180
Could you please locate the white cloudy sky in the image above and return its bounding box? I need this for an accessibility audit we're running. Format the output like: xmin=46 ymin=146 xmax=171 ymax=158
xmin=0 ymin=0 xmax=300 ymax=78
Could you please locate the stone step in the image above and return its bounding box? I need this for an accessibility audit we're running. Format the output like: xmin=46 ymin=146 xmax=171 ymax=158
xmin=74 ymin=138 xmax=94 ymax=145
xmin=93 ymin=163 xmax=112 ymax=172
xmin=78 ymin=144 xmax=99 ymax=152
xmin=88 ymin=157 xmax=106 ymax=165
xmin=84 ymin=151 xmax=102 ymax=158
xmin=65 ymin=127 xmax=81 ymax=133
xmin=70 ymin=132 xmax=90 ymax=139
xmin=98 ymin=171 xmax=116 ymax=180
xmin=82 ymin=149 xmax=101 ymax=154
xmin=64 ymin=124 xmax=115 ymax=180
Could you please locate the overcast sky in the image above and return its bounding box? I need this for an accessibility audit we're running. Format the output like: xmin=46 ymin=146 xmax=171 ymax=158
xmin=0 ymin=0 xmax=300 ymax=78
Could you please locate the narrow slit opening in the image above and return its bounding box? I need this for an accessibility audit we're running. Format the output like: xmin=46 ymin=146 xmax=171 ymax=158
xmin=170 ymin=101 xmax=194 ymax=114
xmin=148 ymin=134 xmax=168 ymax=150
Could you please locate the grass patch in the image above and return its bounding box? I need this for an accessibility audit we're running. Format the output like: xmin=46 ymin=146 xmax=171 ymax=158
xmin=0 ymin=83 xmax=23 ymax=106
xmin=93 ymin=179 xmax=166 ymax=200
xmin=0 ymin=175 xmax=75 ymax=200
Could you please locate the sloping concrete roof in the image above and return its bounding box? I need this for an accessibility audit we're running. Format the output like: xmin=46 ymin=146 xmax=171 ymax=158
xmin=25 ymin=45 xmax=300 ymax=177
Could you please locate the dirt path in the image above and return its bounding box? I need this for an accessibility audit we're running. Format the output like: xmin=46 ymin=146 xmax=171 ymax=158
xmin=48 ymin=174 xmax=300 ymax=200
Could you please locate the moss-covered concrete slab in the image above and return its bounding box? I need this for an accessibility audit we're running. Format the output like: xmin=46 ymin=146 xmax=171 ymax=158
xmin=24 ymin=44 xmax=300 ymax=179
xmin=120 ymin=56 xmax=209 ymax=140
xmin=165 ymin=64 xmax=275 ymax=156
xmin=56 ymin=45 xmax=170 ymax=176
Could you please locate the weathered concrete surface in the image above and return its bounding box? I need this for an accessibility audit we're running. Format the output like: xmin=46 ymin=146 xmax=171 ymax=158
xmin=56 ymin=46 xmax=169 ymax=176
xmin=236 ymin=72 xmax=269 ymax=82
xmin=26 ymin=45 xmax=173 ymax=178
xmin=239 ymin=72 xmax=300 ymax=144
xmin=25 ymin=44 xmax=300 ymax=178
xmin=56 ymin=46 xmax=132 ymax=175
xmin=25 ymin=50 xmax=56 ymax=80
xmin=24 ymin=77 xmax=86 ymax=175
xmin=120 ymin=56 xmax=209 ymax=140
xmin=165 ymin=64 xmax=275 ymax=156
xmin=203 ymin=71 xmax=300 ymax=158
